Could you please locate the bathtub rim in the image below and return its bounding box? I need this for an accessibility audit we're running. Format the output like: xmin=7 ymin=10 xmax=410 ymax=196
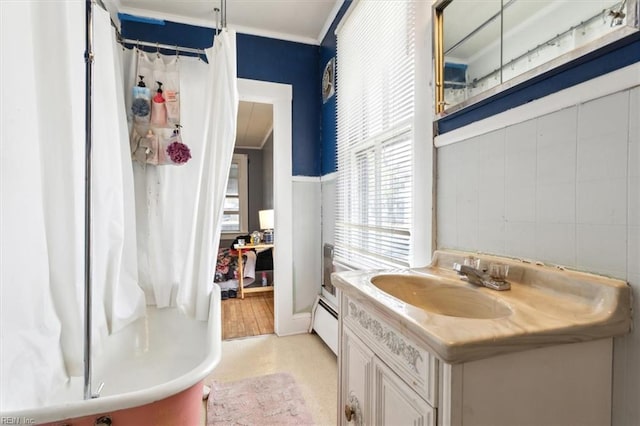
xmin=1 ymin=285 xmax=222 ymax=424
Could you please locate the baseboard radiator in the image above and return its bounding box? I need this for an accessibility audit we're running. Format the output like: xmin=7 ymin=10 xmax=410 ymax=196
xmin=310 ymin=243 xmax=339 ymax=355
xmin=311 ymin=295 xmax=338 ymax=355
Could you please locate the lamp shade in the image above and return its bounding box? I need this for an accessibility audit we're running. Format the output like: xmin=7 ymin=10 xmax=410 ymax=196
xmin=259 ymin=209 xmax=274 ymax=230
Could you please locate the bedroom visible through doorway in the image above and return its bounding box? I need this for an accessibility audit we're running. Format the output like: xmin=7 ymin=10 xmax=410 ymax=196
xmin=218 ymin=99 xmax=275 ymax=340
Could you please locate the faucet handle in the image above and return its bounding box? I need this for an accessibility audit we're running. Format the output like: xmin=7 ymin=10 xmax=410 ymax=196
xmin=463 ymin=256 xmax=480 ymax=269
xmin=486 ymin=262 xmax=511 ymax=290
xmin=489 ymin=263 xmax=509 ymax=281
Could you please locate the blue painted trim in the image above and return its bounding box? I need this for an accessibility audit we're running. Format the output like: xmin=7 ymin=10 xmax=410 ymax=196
xmin=436 ymin=33 xmax=640 ymax=135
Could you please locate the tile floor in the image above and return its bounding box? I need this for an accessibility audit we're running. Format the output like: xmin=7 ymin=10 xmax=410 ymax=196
xmin=206 ymin=333 xmax=338 ymax=425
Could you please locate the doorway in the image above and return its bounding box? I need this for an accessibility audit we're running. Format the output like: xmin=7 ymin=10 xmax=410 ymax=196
xmin=232 ymin=79 xmax=293 ymax=336
xmin=221 ymin=100 xmax=275 ymax=340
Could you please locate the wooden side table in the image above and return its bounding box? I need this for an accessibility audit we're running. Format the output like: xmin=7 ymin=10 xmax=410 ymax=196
xmin=233 ymin=243 xmax=274 ymax=299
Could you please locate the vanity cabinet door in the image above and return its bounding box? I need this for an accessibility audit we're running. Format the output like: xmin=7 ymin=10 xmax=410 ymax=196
xmin=342 ymin=326 xmax=374 ymax=425
xmin=374 ymin=357 xmax=435 ymax=426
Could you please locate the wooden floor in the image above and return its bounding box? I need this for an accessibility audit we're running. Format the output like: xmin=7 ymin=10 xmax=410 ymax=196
xmin=221 ymin=292 xmax=274 ymax=340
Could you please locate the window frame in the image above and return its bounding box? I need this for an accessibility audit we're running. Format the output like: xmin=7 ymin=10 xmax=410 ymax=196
xmin=221 ymin=153 xmax=248 ymax=236
xmin=335 ymin=0 xmax=417 ymax=270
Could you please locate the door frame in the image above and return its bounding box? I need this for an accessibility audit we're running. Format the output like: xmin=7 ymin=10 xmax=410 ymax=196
xmin=237 ymin=78 xmax=294 ymax=335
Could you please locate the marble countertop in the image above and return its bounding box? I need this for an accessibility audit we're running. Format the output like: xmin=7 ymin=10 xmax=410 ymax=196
xmin=331 ymin=250 xmax=632 ymax=364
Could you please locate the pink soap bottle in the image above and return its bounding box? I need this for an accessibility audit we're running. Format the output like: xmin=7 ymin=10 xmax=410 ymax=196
xmin=150 ymin=81 xmax=167 ymax=126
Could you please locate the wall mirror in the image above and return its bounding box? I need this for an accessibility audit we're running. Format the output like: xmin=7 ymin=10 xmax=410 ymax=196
xmin=434 ymin=0 xmax=639 ymax=115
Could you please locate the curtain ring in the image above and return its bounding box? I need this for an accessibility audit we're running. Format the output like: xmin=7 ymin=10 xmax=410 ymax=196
xmin=214 ymin=7 xmax=220 ymax=36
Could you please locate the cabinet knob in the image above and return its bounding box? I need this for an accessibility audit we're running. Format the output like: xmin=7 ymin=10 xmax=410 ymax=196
xmin=345 ymin=392 xmax=362 ymax=424
xmin=344 ymin=404 xmax=355 ymax=422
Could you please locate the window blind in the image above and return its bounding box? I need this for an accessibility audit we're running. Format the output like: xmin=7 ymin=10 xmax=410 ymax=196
xmin=335 ymin=1 xmax=416 ymax=270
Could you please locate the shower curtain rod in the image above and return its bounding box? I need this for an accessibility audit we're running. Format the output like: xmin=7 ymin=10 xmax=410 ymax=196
xmin=119 ymin=37 xmax=207 ymax=56
xmin=470 ymin=5 xmax=620 ymax=86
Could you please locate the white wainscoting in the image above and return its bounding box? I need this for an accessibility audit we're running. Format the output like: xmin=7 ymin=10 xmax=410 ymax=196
xmin=435 ymin=82 xmax=639 ymax=426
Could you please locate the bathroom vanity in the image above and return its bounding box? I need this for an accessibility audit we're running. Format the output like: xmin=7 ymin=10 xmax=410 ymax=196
xmin=332 ymin=251 xmax=632 ymax=426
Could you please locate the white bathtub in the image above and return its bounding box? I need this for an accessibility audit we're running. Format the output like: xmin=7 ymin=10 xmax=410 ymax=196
xmin=0 ymin=287 xmax=221 ymax=425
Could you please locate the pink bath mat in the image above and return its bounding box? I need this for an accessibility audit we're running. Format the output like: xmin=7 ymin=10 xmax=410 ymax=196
xmin=207 ymin=372 xmax=315 ymax=425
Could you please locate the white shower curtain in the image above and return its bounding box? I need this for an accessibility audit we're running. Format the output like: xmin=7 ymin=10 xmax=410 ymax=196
xmin=126 ymin=31 xmax=238 ymax=319
xmin=179 ymin=30 xmax=239 ymax=320
xmin=0 ymin=2 xmax=145 ymax=411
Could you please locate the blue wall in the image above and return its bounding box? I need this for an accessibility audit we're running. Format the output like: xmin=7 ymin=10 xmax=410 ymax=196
xmin=236 ymin=34 xmax=320 ymax=176
xmin=122 ymin=19 xmax=321 ymax=176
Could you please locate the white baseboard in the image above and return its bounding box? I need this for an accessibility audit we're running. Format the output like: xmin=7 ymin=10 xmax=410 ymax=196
xmin=276 ymin=312 xmax=312 ymax=336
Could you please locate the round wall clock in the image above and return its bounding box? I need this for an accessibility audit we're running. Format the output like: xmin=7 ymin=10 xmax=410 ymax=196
xmin=322 ymin=57 xmax=335 ymax=103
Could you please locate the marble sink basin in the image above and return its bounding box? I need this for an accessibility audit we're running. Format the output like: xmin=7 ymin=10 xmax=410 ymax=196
xmin=370 ymin=274 xmax=512 ymax=319
xmin=331 ymin=250 xmax=632 ymax=363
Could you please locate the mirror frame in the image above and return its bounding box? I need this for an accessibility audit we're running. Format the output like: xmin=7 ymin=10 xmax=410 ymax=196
xmin=433 ymin=0 xmax=640 ymax=116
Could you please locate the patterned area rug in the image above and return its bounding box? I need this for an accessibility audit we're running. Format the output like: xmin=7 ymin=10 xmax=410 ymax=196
xmin=207 ymin=372 xmax=315 ymax=425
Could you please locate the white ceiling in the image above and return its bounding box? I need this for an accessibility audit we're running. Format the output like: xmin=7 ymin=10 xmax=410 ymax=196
xmin=116 ymin=0 xmax=343 ymax=45
xmin=236 ymin=101 xmax=273 ymax=149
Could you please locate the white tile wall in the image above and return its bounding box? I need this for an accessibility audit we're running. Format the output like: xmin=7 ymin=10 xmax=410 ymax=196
xmin=630 ymin=142 xmax=640 ymax=179
xmin=535 ymin=222 xmax=576 ymax=267
xmin=436 ymin=142 xmax=459 ymax=197
xmin=576 ymin=178 xmax=627 ymax=225
xmin=504 ymin=221 xmax=537 ymax=260
xmin=628 ymin=225 xmax=639 ymax=277
xmin=629 ymin=88 xmax=640 ymax=181
xmin=576 ymin=223 xmax=627 ymax=277
xmin=455 ymin=138 xmax=480 ymax=249
xmin=536 ymin=182 xmax=575 ymax=224
xmin=456 ymin=195 xmax=479 ymax=248
xmin=436 ymin=86 xmax=639 ymax=426
xmin=578 ymin=91 xmax=629 ymax=140
xmin=437 ymin=194 xmax=457 ymax=248
xmin=536 ymin=107 xmax=577 ymax=186
xmin=505 ymin=120 xmax=537 ymax=187
xmin=436 ymin=90 xmax=633 ymax=277
xmin=505 ymin=184 xmax=536 ymax=223
xmin=478 ymin=220 xmax=505 ymax=255
xmin=478 ymin=130 xmax=505 ymax=224
xmin=577 ymin=132 xmax=628 ymax=181
xmin=505 ymin=121 xmax=536 ymax=223
xmin=436 ymin=142 xmax=459 ymax=248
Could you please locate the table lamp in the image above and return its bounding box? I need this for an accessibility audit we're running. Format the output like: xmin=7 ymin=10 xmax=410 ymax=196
xmin=259 ymin=209 xmax=274 ymax=243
